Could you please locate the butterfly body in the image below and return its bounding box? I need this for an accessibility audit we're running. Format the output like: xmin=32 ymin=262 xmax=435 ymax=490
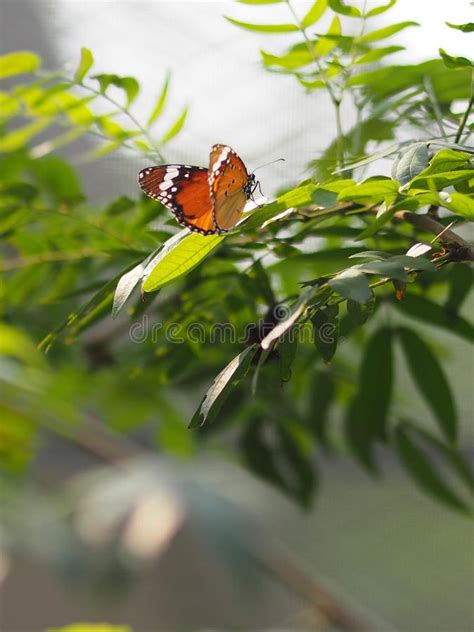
xmin=138 ymin=144 xmax=258 ymax=235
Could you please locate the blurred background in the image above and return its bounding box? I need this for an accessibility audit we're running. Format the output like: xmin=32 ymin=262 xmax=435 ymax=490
xmin=0 ymin=1 xmax=473 ymax=631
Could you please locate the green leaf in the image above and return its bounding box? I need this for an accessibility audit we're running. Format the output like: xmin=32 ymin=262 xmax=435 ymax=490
xmin=445 ymin=265 xmax=473 ymax=315
xmin=29 ymin=155 xmax=83 ymax=204
xmin=0 ymin=120 xmax=51 ymax=152
xmin=74 ymin=47 xmax=94 ymax=83
xmin=279 ymin=332 xmax=298 ymax=381
xmin=437 ymin=191 xmax=474 ymax=219
xmin=445 ymin=22 xmax=474 ymax=33
xmin=327 ymin=0 xmax=361 ymax=17
xmin=261 ymin=49 xmax=313 ymax=69
xmin=397 ymin=327 xmax=457 ymax=443
xmin=141 ymin=229 xmax=225 ymax=293
xmin=391 ymin=294 xmax=473 ymax=342
xmin=439 ymin=48 xmax=473 ymax=69
xmin=328 ymin=268 xmax=371 ymax=303
xmin=314 ymin=16 xmax=341 ymax=56
xmin=356 ymin=208 xmax=396 ymax=240
xmin=306 ymin=370 xmax=334 ymax=446
xmin=417 ymin=148 xmax=471 ymax=175
xmin=224 ymin=16 xmax=299 ymax=33
xmin=338 ymin=176 xmax=399 ymax=202
xmin=92 ymin=73 xmax=140 ymax=104
xmin=0 ymin=51 xmax=40 ymax=79
xmin=261 ymin=288 xmax=314 ymax=350
xmin=392 ymin=143 xmax=429 ymax=185
xmin=345 ymin=395 xmax=378 ymax=473
xmin=402 ymin=422 xmax=474 ymax=494
xmin=189 ymin=345 xmax=259 ymax=427
xmin=112 ymin=249 xmax=161 ymax=318
xmin=357 ymin=21 xmax=419 ymax=43
xmin=365 ymin=0 xmax=396 ymax=17
xmin=301 ymin=0 xmax=327 ymax=28
xmin=395 ymin=425 xmax=471 ymax=514
xmin=355 ymin=45 xmax=404 ymax=65
xmin=355 ymin=327 xmax=393 ymax=441
xmin=159 ymin=105 xmax=188 ymax=145
xmin=347 ymin=296 xmax=375 ymax=326
xmin=147 ymin=73 xmax=170 ymax=126
xmin=311 ymin=305 xmax=339 ymax=363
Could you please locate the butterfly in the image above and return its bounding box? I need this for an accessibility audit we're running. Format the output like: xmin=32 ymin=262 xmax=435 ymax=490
xmin=138 ymin=144 xmax=260 ymax=235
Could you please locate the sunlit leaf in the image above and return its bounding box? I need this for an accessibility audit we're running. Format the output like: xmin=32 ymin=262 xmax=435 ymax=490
xmin=0 ymin=120 xmax=51 ymax=152
xmin=261 ymin=49 xmax=313 ymax=69
xmin=74 ymin=47 xmax=94 ymax=83
xmin=0 ymin=51 xmax=40 ymax=79
xmin=261 ymin=288 xmax=314 ymax=350
xmin=314 ymin=16 xmax=341 ymax=56
xmin=141 ymin=230 xmax=225 ymax=293
xmin=224 ymin=17 xmax=299 ymax=33
xmin=338 ymin=176 xmax=399 ymax=202
xmin=397 ymin=327 xmax=457 ymax=443
xmin=437 ymin=191 xmax=474 ymax=219
xmin=301 ymin=0 xmax=327 ymax=28
xmin=365 ymin=0 xmax=396 ymax=17
xmin=355 ymin=45 xmax=404 ymax=65
xmin=357 ymin=21 xmax=419 ymax=44
xmin=112 ymin=249 xmax=161 ymax=318
xmin=189 ymin=345 xmax=258 ymax=427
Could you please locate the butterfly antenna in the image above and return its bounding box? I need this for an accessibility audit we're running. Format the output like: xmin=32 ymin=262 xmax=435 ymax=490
xmin=251 ymin=157 xmax=285 ymax=174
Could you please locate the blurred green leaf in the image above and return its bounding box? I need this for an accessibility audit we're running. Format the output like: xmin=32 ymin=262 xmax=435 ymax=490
xmin=439 ymin=48 xmax=473 ymax=69
xmin=327 ymin=0 xmax=361 ymax=17
xmin=92 ymin=73 xmax=140 ymax=104
xmin=314 ymin=16 xmax=341 ymax=56
xmin=355 ymin=45 xmax=404 ymax=65
xmin=261 ymin=49 xmax=313 ymax=69
xmin=224 ymin=17 xmax=299 ymax=33
xmin=445 ymin=265 xmax=472 ymax=315
xmin=395 ymin=424 xmax=471 ymax=514
xmin=46 ymin=625 xmax=132 ymax=632
xmin=279 ymin=332 xmax=298 ymax=381
xmin=311 ymin=304 xmax=339 ymax=363
xmin=329 ymin=268 xmax=372 ymax=303
xmin=397 ymin=327 xmax=457 ymax=443
xmin=29 ymin=155 xmax=83 ymax=204
xmin=74 ymin=47 xmax=94 ymax=83
xmin=338 ymin=176 xmax=399 ymax=202
xmin=357 ymin=21 xmax=419 ymax=43
xmin=306 ymin=370 xmax=334 ymax=446
xmin=365 ymin=0 xmax=396 ymax=17
xmin=445 ymin=22 xmax=474 ymax=33
xmin=147 ymin=73 xmax=170 ymax=126
xmin=160 ymin=105 xmax=188 ymax=145
xmin=301 ymin=0 xmax=327 ymax=28
xmin=189 ymin=345 xmax=258 ymax=427
xmin=0 ymin=120 xmax=51 ymax=152
xmin=0 ymin=51 xmax=40 ymax=79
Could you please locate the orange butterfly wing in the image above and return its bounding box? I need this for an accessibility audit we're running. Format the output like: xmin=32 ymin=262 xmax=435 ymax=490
xmin=138 ymin=165 xmax=216 ymax=235
xmin=208 ymin=144 xmax=251 ymax=232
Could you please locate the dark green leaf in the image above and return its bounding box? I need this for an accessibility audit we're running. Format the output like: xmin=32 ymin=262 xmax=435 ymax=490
xmin=92 ymin=73 xmax=140 ymax=104
xmin=29 ymin=155 xmax=83 ymax=204
xmin=445 ymin=265 xmax=473 ymax=315
xmin=328 ymin=268 xmax=372 ymax=303
xmin=189 ymin=345 xmax=259 ymax=427
xmin=439 ymin=48 xmax=473 ymax=69
xmin=359 ymin=327 xmax=393 ymax=439
xmin=106 ymin=195 xmax=135 ymax=216
xmin=224 ymin=16 xmax=299 ymax=33
xmin=279 ymin=332 xmax=298 ymax=382
xmin=391 ymin=294 xmax=474 ymax=342
xmin=311 ymin=305 xmax=339 ymax=363
xmin=306 ymin=370 xmax=334 ymax=446
xmin=395 ymin=425 xmax=471 ymax=514
xmin=345 ymin=395 xmax=378 ymax=473
xmin=397 ymin=327 xmax=457 ymax=443
xmin=445 ymin=22 xmax=474 ymax=33
xmin=347 ymin=296 xmax=375 ymax=326
xmin=74 ymin=47 xmax=94 ymax=83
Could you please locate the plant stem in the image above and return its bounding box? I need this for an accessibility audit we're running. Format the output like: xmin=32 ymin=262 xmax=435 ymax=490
xmin=285 ymin=0 xmax=344 ymax=168
xmin=454 ymin=75 xmax=474 ymax=144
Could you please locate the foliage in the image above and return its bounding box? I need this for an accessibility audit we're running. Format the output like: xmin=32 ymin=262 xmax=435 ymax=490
xmin=0 ymin=2 xmax=473 ymax=520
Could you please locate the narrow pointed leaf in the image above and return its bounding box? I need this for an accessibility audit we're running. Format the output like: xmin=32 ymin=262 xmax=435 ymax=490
xmin=357 ymin=21 xmax=419 ymax=44
xmin=189 ymin=345 xmax=259 ymax=427
xmin=224 ymin=17 xmax=299 ymax=33
xmin=74 ymin=47 xmax=94 ymax=83
xmin=328 ymin=0 xmax=361 ymax=17
xmin=160 ymin=106 xmax=188 ymax=145
xmin=147 ymin=73 xmax=170 ymax=127
xmin=397 ymin=327 xmax=457 ymax=443
xmin=261 ymin=288 xmax=314 ymax=350
xmin=301 ymin=0 xmax=327 ymax=28
xmin=0 ymin=51 xmax=40 ymax=79
xmin=365 ymin=0 xmax=396 ymax=17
